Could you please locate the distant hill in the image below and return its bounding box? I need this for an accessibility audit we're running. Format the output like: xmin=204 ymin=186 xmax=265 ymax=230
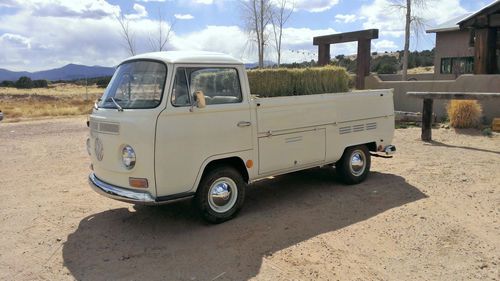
xmin=1 ymin=60 xmax=279 ymax=82
xmin=0 ymin=64 xmax=115 ymax=82
xmin=245 ymin=60 xmax=275 ymax=69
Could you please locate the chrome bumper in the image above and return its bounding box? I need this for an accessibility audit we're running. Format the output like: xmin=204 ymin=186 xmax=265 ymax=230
xmin=88 ymin=173 xmax=157 ymax=205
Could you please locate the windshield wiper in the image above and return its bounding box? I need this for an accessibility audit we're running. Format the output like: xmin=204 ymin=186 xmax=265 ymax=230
xmin=110 ymin=97 xmax=123 ymax=111
xmin=102 ymin=97 xmax=123 ymax=111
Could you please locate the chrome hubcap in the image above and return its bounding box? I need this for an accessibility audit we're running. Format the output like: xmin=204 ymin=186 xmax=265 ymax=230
xmin=350 ymin=150 xmax=366 ymax=176
xmin=208 ymin=177 xmax=238 ymax=213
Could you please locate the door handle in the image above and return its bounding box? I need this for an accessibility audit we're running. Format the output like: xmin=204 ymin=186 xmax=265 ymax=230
xmin=237 ymin=121 xmax=252 ymax=127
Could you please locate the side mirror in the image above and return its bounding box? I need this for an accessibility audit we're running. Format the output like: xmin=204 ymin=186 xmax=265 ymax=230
xmin=195 ymin=91 xmax=206 ymax=109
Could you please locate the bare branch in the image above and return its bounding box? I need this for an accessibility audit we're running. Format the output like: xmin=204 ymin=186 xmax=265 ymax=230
xmin=239 ymin=0 xmax=273 ymax=68
xmin=271 ymin=0 xmax=294 ymax=67
xmin=116 ymin=14 xmax=136 ymax=56
xmin=149 ymin=8 xmax=176 ymax=52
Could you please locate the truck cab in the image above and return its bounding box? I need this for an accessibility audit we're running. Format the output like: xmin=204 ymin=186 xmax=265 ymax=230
xmin=88 ymin=51 xmax=396 ymax=223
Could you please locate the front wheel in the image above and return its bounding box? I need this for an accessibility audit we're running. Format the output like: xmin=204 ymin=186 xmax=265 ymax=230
xmin=336 ymin=145 xmax=371 ymax=185
xmin=195 ymin=166 xmax=246 ymax=223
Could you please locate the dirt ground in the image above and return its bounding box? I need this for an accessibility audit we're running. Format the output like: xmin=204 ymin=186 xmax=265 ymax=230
xmin=0 ymin=117 xmax=498 ymax=281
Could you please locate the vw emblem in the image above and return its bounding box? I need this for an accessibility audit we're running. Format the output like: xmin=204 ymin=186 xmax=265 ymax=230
xmin=95 ymin=137 xmax=104 ymax=161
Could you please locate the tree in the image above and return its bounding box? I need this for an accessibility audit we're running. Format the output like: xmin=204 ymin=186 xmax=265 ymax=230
xmin=241 ymin=0 xmax=273 ymax=68
xmin=116 ymin=13 xmax=137 ymax=56
xmin=271 ymin=0 xmax=293 ymax=67
xmin=32 ymin=79 xmax=48 ymax=88
xmin=148 ymin=9 xmax=176 ymax=52
xmin=0 ymin=80 xmax=15 ymax=87
xmin=391 ymin=0 xmax=427 ymax=81
xmin=15 ymin=76 xmax=33 ymax=89
xmin=96 ymin=77 xmax=112 ymax=88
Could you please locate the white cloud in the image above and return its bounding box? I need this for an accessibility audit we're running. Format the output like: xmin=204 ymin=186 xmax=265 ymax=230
xmin=0 ymin=0 xmax=354 ymax=71
xmin=174 ymin=14 xmax=194 ymax=20
xmin=170 ymin=26 xmax=248 ymax=60
xmin=360 ymin=0 xmax=467 ymax=39
xmin=136 ymin=0 xmax=167 ymax=2
xmin=294 ymin=0 xmax=340 ymax=13
xmin=0 ymin=0 xmax=17 ymax=8
xmin=23 ymin=0 xmax=120 ymax=19
xmin=126 ymin=3 xmax=148 ymax=20
xmin=335 ymin=14 xmax=357 ymax=23
xmin=193 ymin=0 xmax=214 ymax=4
xmin=373 ymin=39 xmax=398 ymax=50
xmin=0 ymin=33 xmax=31 ymax=49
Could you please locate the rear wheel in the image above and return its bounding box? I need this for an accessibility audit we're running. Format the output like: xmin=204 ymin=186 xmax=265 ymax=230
xmin=195 ymin=166 xmax=246 ymax=223
xmin=336 ymin=145 xmax=371 ymax=185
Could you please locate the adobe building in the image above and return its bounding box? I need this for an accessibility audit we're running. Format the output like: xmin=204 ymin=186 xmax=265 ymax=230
xmin=427 ymin=1 xmax=500 ymax=80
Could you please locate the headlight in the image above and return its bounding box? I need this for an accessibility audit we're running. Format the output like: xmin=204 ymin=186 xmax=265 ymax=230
xmin=122 ymin=145 xmax=136 ymax=170
xmin=86 ymin=138 xmax=91 ymax=156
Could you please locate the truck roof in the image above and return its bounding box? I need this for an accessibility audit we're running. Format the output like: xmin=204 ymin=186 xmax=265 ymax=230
xmin=122 ymin=51 xmax=243 ymax=65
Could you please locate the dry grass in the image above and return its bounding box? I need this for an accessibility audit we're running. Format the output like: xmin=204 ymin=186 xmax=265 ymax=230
xmin=447 ymin=100 xmax=482 ymax=128
xmin=0 ymin=84 xmax=104 ymax=121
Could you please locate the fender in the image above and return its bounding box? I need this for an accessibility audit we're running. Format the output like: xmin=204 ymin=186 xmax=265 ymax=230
xmin=190 ymin=150 xmax=254 ymax=193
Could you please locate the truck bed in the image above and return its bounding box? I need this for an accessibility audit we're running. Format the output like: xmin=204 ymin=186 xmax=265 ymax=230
xmin=253 ymin=89 xmax=394 ymax=134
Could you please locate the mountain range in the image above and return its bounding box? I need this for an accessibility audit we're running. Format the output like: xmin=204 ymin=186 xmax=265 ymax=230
xmin=0 ymin=64 xmax=116 ymax=82
xmin=0 ymin=60 xmax=276 ymax=82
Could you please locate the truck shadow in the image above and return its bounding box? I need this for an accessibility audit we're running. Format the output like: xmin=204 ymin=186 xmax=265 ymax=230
xmin=63 ymin=168 xmax=426 ymax=281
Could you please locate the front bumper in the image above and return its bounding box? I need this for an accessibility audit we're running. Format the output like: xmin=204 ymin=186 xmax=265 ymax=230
xmin=88 ymin=173 xmax=157 ymax=205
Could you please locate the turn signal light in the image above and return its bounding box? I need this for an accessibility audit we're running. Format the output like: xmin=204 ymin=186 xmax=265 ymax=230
xmin=246 ymin=159 xmax=254 ymax=168
xmin=129 ymin=177 xmax=148 ymax=188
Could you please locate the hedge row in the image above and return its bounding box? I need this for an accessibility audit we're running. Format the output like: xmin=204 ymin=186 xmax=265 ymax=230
xmin=247 ymin=66 xmax=350 ymax=97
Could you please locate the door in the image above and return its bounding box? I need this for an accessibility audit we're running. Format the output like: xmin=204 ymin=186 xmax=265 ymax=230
xmin=155 ymin=66 xmax=252 ymax=197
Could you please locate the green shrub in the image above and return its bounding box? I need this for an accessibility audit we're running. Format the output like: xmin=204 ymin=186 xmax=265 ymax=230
xmin=247 ymin=66 xmax=349 ymax=97
xmin=482 ymin=128 xmax=492 ymax=137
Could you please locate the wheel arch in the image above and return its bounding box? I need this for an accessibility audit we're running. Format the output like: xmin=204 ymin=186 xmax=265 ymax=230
xmin=340 ymin=141 xmax=377 ymax=157
xmin=193 ymin=154 xmax=250 ymax=192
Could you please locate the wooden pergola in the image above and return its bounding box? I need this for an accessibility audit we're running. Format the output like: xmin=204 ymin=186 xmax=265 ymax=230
xmin=313 ymin=29 xmax=379 ymax=89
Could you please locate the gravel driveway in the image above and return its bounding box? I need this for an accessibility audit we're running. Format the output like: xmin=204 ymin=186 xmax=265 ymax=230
xmin=0 ymin=117 xmax=498 ymax=280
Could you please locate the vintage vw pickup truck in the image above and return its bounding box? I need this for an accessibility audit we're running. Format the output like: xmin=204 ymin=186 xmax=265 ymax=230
xmin=87 ymin=51 xmax=396 ymax=223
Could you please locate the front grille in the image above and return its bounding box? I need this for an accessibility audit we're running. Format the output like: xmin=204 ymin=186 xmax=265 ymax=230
xmin=90 ymin=119 xmax=120 ymax=135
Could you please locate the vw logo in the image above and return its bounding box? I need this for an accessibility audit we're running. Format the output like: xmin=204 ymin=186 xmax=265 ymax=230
xmin=95 ymin=137 xmax=104 ymax=161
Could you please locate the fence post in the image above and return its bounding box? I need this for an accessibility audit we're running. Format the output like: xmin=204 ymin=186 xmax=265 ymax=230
xmin=422 ymin=98 xmax=434 ymax=141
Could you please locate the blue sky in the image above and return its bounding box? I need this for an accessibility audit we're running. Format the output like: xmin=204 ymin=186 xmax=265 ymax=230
xmin=0 ymin=0 xmax=493 ymax=71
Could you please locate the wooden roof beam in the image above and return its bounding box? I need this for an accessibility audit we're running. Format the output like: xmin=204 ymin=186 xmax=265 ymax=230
xmin=313 ymin=29 xmax=379 ymax=45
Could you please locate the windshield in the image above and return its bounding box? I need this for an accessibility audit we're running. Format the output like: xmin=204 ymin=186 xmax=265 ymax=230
xmin=98 ymin=60 xmax=167 ymax=109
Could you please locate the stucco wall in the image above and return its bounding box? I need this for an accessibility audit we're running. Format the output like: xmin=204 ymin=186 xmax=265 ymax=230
xmin=365 ymin=74 xmax=500 ymax=122
xmin=434 ymin=30 xmax=475 ymax=80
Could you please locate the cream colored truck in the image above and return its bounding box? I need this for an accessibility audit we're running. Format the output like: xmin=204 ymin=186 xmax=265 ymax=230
xmin=87 ymin=51 xmax=396 ymax=223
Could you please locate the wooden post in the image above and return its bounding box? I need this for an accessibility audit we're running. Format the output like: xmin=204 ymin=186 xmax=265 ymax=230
xmin=421 ymin=98 xmax=434 ymax=141
xmin=356 ymin=39 xmax=371 ymax=90
xmin=317 ymin=44 xmax=331 ymax=66
xmin=474 ymin=28 xmax=496 ymax=74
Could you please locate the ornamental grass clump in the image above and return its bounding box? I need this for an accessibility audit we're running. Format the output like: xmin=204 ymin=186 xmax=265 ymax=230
xmin=247 ymin=66 xmax=350 ymax=97
xmin=447 ymin=100 xmax=482 ymax=128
